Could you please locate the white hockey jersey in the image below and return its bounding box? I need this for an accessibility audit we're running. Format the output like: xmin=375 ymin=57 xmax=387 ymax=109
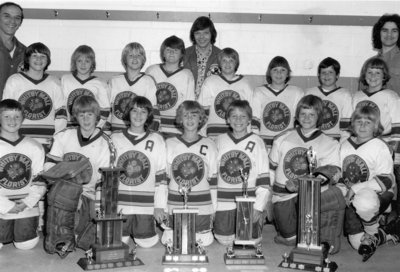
xmin=145 ymin=64 xmax=195 ymax=136
xmin=46 ymin=127 xmax=110 ymax=200
xmin=109 ymin=73 xmax=160 ymax=131
xmin=3 ymin=73 xmax=67 ymax=145
xmin=269 ymin=127 xmax=340 ymax=201
xmin=61 ymin=73 xmax=110 ymax=127
xmin=253 ymin=84 xmax=304 ymax=149
xmin=305 ymin=86 xmax=353 ymax=140
xmin=340 ymin=137 xmax=395 ymax=194
xmin=111 ymin=129 xmax=167 ymax=215
xmin=198 ymin=74 xmax=254 ymax=138
xmin=0 ymin=136 xmax=45 ymax=219
xmin=215 ymin=132 xmax=270 ymax=211
xmin=165 ymin=136 xmax=218 ymax=215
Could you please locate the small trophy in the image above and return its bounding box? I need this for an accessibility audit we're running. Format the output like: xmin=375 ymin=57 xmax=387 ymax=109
xmin=78 ymin=134 xmax=143 ymax=270
xmin=279 ymin=147 xmax=337 ymax=272
xmin=162 ymin=182 xmax=208 ymax=265
xmin=224 ymin=168 xmax=265 ymax=265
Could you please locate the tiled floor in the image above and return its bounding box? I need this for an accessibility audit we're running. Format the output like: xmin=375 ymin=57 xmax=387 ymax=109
xmin=0 ymin=224 xmax=398 ymax=272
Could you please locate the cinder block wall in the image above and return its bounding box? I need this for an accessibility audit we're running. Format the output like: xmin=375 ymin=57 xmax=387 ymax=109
xmin=16 ymin=0 xmax=398 ymax=92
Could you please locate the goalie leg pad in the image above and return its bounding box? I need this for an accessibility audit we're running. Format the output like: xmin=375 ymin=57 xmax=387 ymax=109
xmin=45 ymin=179 xmax=83 ymax=257
xmin=320 ymin=186 xmax=346 ymax=254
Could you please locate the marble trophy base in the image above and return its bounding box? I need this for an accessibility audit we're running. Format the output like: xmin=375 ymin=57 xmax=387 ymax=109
xmin=77 ymin=243 xmax=144 ymax=270
xmin=224 ymin=240 xmax=265 ymax=265
xmin=279 ymin=247 xmax=337 ymax=272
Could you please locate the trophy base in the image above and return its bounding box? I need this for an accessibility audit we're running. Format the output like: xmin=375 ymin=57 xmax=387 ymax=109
xmin=278 ymin=247 xmax=337 ymax=272
xmin=77 ymin=243 xmax=144 ymax=270
xmin=224 ymin=244 xmax=265 ymax=265
xmin=162 ymin=253 xmax=208 ymax=265
xmin=77 ymin=254 xmax=144 ymax=270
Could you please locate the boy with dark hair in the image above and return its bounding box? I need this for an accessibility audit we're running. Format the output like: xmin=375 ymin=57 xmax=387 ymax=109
xmin=305 ymin=57 xmax=353 ymax=141
xmin=214 ymin=100 xmax=270 ymax=245
xmin=3 ymin=42 xmax=67 ymax=150
xmin=0 ymin=99 xmax=45 ymax=250
xmin=146 ymin=35 xmax=195 ymax=138
xmin=111 ymin=96 xmax=167 ymax=248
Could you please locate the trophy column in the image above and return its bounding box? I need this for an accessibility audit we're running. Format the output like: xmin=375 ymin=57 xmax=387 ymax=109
xmin=162 ymin=183 xmax=209 ymax=265
xmin=78 ymin=168 xmax=144 ymax=270
xmin=224 ymin=168 xmax=265 ymax=265
xmin=279 ymin=147 xmax=337 ymax=272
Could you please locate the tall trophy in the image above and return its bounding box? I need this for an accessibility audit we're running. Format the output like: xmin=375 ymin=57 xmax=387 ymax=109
xmin=162 ymin=182 xmax=209 ymax=265
xmin=279 ymin=147 xmax=337 ymax=272
xmin=78 ymin=134 xmax=143 ymax=270
xmin=224 ymin=168 xmax=265 ymax=265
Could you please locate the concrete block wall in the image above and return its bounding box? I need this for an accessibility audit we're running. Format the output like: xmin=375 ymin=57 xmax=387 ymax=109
xmin=15 ymin=0 xmax=400 ymax=91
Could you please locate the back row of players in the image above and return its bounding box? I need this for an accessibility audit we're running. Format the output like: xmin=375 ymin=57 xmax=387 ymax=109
xmin=1 ymin=31 xmax=400 ymax=259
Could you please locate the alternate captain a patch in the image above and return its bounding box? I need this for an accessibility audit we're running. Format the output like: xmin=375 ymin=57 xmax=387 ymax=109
xmin=67 ymin=88 xmax=95 ymax=115
xmin=117 ymin=150 xmax=150 ymax=186
xmin=355 ymin=100 xmax=379 ymax=113
xmin=172 ymin=153 xmax=204 ymax=188
xmin=321 ymin=100 xmax=339 ymax=130
xmin=0 ymin=153 xmax=32 ymax=190
xmin=113 ymin=91 xmax=137 ymax=120
xmin=219 ymin=150 xmax=251 ymax=185
xmin=156 ymin=82 xmax=178 ymax=111
xmin=63 ymin=152 xmax=92 ymax=184
xmin=18 ymin=90 xmax=52 ymax=120
xmin=283 ymin=147 xmax=309 ymax=180
xmin=214 ymin=90 xmax=240 ymax=119
xmin=263 ymin=101 xmax=291 ymax=132
xmin=342 ymin=154 xmax=369 ymax=188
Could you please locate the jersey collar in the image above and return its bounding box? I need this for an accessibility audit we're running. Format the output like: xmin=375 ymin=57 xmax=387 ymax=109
xmin=296 ymin=126 xmax=322 ymax=142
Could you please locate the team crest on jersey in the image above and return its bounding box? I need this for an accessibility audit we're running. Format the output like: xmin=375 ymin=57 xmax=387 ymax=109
xmin=342 ymin=155 xmax=369 ymax=188
xmin=67 ymin=88 xmax=95 ymax=115
xmin=0 ymin=153 xmax=32 ymax=190
xmin=214 ymin=90 xmax=240 ymax=119
xmin=321 ymin=100 xmax=339 ymax=130
xmin=355 ymin=100 xmax=380 ymax=114
xmin=117 ymin=151 xmax=150 ymax=186
xmin=113 ymin=91 xmax=137 ymax=120
xmin=283 ymin=147 xmax=309 ymax=179
xmin=156 ymin=82 xmax=178 ymax=111
xmin=263 ymin=101 xmax=291 ymax=132
xmin=172 ymin=153 xmax=204 ymax=188
xmin=19 ymin=90 xmax=52 ymax=120
xmin=63 ymin=152 xmax=92 ymax=183
xmin=219 ymin=150 xmax=251 ymax=184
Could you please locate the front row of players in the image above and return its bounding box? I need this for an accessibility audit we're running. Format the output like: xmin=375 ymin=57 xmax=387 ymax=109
xmin=1 ymin=95 xmax=399 ymax=263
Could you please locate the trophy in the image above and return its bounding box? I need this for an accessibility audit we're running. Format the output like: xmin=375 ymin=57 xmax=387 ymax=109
xmin=78 ymin=134 xmax=143 ymax=270
xmin=224 ymin=168 xmax=265 ymax=265
xmin=162 ymin=182 xmax=209 ymax=265
xmin=279 ymin=147 xmax=337 ymax=272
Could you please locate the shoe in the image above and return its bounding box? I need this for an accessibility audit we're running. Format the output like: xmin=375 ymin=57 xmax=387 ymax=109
xmin=274 ymin=235 xmax=296 ymax=246
xmin=358 ymin=233 xmax=378 ymax=262
xmin=382 ymin=217 xmax=400 ymax=244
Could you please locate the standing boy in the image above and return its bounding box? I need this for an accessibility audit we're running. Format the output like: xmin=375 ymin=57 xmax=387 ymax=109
xmin=305 ymin=57 xmax=353 ymax=141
